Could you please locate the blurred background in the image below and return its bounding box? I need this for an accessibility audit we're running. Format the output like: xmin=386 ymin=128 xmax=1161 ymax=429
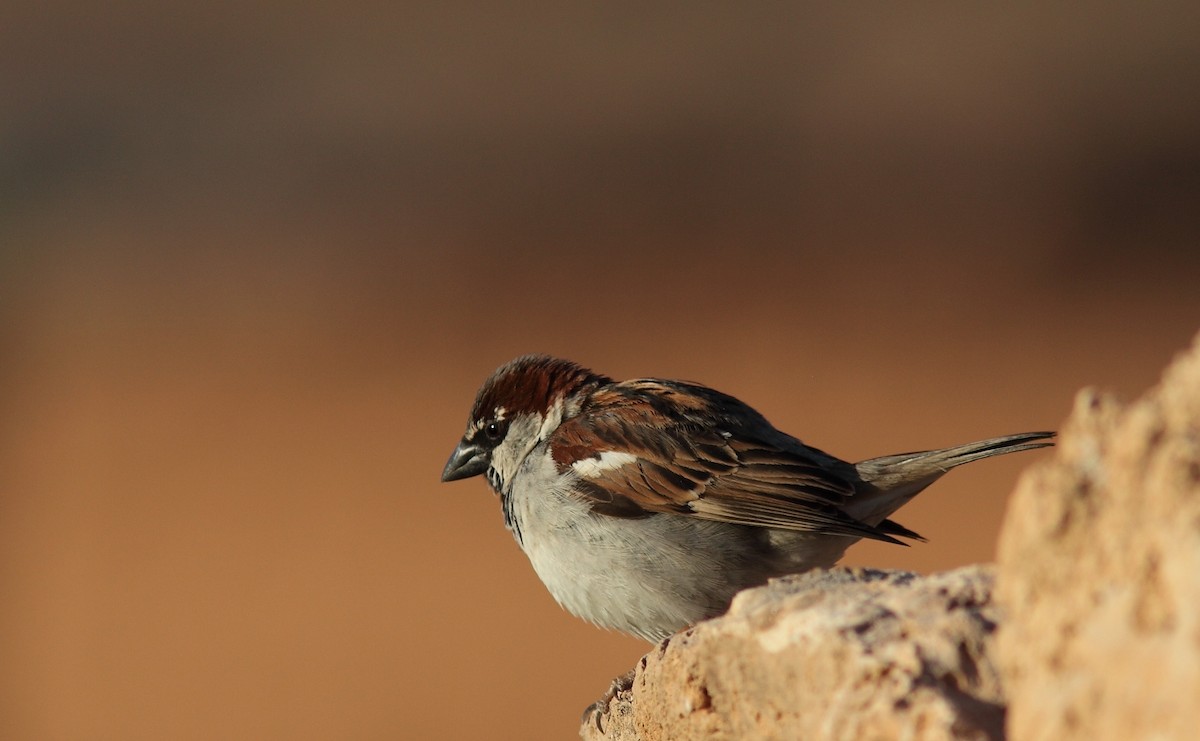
xmin=2 ymin=3 xmax=1199 ymax=739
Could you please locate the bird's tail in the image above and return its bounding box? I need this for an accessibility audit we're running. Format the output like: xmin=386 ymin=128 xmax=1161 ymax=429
xmin=848 ymin=431 xmax=1055 ymax=535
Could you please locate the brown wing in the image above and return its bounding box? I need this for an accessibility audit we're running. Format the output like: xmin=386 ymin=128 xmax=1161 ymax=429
xmin=548 ymin=380 xmax=903 ymax=544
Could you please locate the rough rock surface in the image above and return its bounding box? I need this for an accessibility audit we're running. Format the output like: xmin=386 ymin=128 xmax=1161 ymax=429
xmin=582 ymin=333 xmax=1200 ymax=741
xmin=995 ymin=335 xmax=1200 ymax=741
xmin=580 ymin=335 xmax=1200 ymax=738
xmin=583 ymin=566 xmax=1005 ymax=741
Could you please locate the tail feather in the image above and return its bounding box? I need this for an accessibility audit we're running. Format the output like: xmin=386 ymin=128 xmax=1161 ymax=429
xmin=876 ymin=517 xmax=927 ymax=543
xmin=847 ymin=431 xmax=1055 ymax=531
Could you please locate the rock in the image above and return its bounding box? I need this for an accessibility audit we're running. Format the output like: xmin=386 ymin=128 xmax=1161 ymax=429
xmin=995 ymin=334 xmax=1200 ymax=741
xmin=583 ymin=333 xmax=1200 ymax=741
xmin=583 ymin=566 xmax=1005 ymax=741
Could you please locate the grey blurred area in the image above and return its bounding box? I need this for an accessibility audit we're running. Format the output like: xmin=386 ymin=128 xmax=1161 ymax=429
xmin=4 ymin=3 xmax=1198 ymax=259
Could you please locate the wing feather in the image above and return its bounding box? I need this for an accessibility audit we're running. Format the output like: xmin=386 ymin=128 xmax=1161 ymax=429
xmin=548 ymin=381 xmax=901 ymax=543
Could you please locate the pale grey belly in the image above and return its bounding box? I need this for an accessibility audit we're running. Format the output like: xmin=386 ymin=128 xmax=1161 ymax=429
xmin=508 ymin=484 xmax=853 ymax=641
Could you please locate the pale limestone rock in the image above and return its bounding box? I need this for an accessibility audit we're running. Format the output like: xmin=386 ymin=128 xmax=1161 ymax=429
xmin=995 ymin=334 xmax=1200 ymax=741
xmin=584 ymin=334 xmax=1200 ymax=741
xmin=583 ymin=566 xmax=1004 ymax=740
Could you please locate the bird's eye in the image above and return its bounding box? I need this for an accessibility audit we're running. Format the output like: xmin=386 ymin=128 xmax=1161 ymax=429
xmin=484 ymin=420 xmax=507 ymax=441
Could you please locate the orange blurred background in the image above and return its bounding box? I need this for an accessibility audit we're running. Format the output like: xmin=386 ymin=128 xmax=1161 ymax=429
xmin=3 ymin=4 xmax=1199 ymax=739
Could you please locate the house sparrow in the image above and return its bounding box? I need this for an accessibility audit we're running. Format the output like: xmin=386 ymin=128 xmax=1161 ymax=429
xmin=442 ymin=354 xmax=1052 ymax=642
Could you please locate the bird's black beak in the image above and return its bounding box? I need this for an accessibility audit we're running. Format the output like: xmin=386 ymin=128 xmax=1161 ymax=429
xmin=441 ymin=441 xmax=489 ymax=482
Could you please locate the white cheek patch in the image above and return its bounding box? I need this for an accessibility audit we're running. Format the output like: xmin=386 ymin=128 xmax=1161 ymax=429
xmin=572 ymin=451 xmax=638 ymax=478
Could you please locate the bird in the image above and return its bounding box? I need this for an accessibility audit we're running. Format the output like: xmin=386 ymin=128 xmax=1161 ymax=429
xmin=441 ymin=354 xmax=1053 ymax=642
